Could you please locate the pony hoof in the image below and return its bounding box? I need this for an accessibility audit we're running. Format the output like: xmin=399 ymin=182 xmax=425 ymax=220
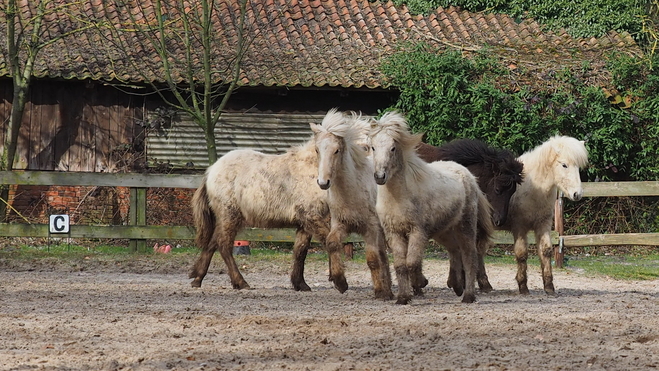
xmin=395 ymin=296 xmax=411 ymax=305
xmin=232 ymin=282 xmax=250 ymax=290
xmin=293 ymin=283 xmax=312 ymax=292
xmin=375 ymin=290 xmax=394 ymax=300
xmin=461 ymin=293 xmax=476 ymax=303
xmin=518 ymin=287 xmax=530 ymax=295
xmin=452 ymin=285 xmax=464 ymax=297
xmin=413 ymin=287 xmax=424 ymax=296
xmin=544 ymin=287 xmax=556 ymax=296
xmin=333 ymin=277 xmax=349 ymax=294
xmin=190 ymin=279 xmax=202 ymax=288
xmin=479 ymin=283 xmax=494 ymax=293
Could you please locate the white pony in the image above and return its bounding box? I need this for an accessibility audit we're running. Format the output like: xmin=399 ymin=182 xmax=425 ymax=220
xmin=310 ymin=109 xmax=393 ymax=300
xmin=369 ymin=111 xmax=493 ymax=304
xmin=477 ymin=135 xmax=589 ymax=295
xmin=189 ymin=137 xmax=335 ymax=292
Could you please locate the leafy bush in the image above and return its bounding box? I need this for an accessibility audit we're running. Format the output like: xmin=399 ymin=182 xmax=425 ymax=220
xmin=381 ymin=45 xmax=659 ymax=236
xmin=392 ymin=0 xmax=648 ymax=40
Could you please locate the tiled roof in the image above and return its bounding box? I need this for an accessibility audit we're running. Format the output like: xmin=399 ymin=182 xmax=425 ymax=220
xmin=0 ymin=0 xmax=641 ymax=89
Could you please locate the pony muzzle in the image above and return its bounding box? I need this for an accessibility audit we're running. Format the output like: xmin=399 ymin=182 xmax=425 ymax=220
xmin=570 ymin=191 xmax=583 ymax=201
xmin=317 ymin=179 xmax=331 ymax=190
xmin=374 ymin=172 xmax=387 ymax=185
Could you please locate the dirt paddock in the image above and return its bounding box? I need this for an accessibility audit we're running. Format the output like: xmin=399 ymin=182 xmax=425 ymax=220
xmin=1 ymin=254 xmax=658 ymax=371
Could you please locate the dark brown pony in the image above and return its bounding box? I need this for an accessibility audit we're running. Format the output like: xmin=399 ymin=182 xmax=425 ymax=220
xmin=416 ymin=139 xmax=523 ymax=227
xmin=416 ymin=139 xmax=523 ymax=292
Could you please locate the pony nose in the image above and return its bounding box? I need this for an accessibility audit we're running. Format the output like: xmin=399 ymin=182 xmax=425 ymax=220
xmin=571 ymin=191 xmax=583 ymax=201
xmin=374 ymin=172 xmax=386 ymax=185
xmin=317 ymin=179 xmax=330 ymax=190
xmin=493 ymin=214 xmax=505 ymax=227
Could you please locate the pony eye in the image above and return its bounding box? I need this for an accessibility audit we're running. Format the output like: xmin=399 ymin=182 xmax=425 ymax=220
xmin=390 ymin=146 xmax=396 ymax=152
xmin=561 ymin=163 xmax=568 ymax=168
xmin=371 ymin=146 xmax=375 ymax=152
xmin=334 ymin=149 xmax=340 ymax=154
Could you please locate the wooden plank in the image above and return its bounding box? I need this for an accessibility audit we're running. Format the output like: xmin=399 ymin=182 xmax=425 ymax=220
xmin=0 ymin=171 xmax=204 ymax=189
xmin=583 ymin=181 xmax=659 ymax=197
xmin=491 ymin=230 xmax=559 ymax=245
xmin=0 ymin=223 xmax=561 ymax=246
xmin=562 ymin=233 xmax=659 ymax=247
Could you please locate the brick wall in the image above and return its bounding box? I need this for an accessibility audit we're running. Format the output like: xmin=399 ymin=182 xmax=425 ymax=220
xmin=7 ymin=185 xmax=194 ymax=227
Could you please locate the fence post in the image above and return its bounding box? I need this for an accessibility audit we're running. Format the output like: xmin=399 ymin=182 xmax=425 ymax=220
xmin=554 ymin=192 xmax=564 ymax=268
xmin=128 ymin=187 xmax=147 ymax=252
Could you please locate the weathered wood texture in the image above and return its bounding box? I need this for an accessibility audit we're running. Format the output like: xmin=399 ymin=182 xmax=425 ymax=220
xmin=0 ymin=81 xmax=142 ymax=172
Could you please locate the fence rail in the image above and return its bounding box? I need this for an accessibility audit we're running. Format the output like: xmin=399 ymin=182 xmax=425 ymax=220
xmin=1 ymin=171 xmax=657 ymax=253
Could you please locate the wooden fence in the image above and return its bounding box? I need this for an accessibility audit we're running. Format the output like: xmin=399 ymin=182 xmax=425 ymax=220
xmin=1 ymin=171 xmax=658 ymax=257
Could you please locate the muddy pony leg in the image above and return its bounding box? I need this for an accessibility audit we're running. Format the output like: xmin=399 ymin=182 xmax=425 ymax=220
xmin=476 ymin=239 xmax=494 ymax=293
xmin=291 ymin=229 xmax=313 ymax=291
xmin=513 ymin=232 xmax=530 ymax=295
xmin=407 ymin=231 xmax=428 ymax=298
xmin=536 ymin=227 xmax=556 ymax=295
xmin=446 ymin=250 xmax=465 ymax=297
xmin=325 ymin=223 xmax=348 ymax=293
xmin=386 ymin=233 xmax=411 ymax=305
xmin=189 ymin=238 xmax=218 ymax=288
xmin=363 ymin=226 xmax=393 ymax=300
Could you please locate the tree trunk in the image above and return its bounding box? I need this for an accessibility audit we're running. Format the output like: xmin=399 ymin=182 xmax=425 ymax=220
xmin=0 ymin=83 xmax=29 ymax=221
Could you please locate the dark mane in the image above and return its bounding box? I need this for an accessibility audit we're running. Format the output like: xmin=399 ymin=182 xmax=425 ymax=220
xmin=416 ymin=139 xmax=524 ymax=227
xmin=417 ymin=139 xmax=523 ymax=184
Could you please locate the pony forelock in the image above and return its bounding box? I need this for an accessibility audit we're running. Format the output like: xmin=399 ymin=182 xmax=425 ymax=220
xmin=370 ymin=111 xmax=423 ymax=152
xmin=547 ymin=135 xmax=589 ymax=168
xmin=318 ymin=108 xmax=370 ymax=165
xmin=522 ymin=135 xmax=589 ymax=175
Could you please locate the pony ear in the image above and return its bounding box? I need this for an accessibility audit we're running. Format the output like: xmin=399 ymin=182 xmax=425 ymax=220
xmin=309 ymin=122 xmax=322 ymax=134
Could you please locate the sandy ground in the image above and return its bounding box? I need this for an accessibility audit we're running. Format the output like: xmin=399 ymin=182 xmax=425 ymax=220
xmin=1 ymin=253 xmax=658 ymax=371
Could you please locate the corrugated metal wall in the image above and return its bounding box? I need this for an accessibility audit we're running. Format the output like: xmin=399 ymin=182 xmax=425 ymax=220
xmin=146 ymin=112 xmax=326 ymax=168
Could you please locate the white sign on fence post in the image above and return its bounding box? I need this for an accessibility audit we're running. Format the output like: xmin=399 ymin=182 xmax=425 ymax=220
xmin=49 ymin=215 xmax=70 ymax=234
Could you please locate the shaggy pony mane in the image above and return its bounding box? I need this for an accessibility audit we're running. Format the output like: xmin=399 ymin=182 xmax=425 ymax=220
xmin=521 ymin=135 xmax=589 ymax=175
xmin=371 ymin=111 xmax=428 ymax=181
xmin=316 ymin=108 xmax=371 ymax=169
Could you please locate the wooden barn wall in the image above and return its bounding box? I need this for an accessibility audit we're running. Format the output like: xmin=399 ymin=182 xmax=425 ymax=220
xmin=0 ymin=80 xmax=143 ymax=172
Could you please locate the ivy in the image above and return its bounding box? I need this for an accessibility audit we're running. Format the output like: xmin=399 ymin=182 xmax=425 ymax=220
xmin=391 ymin=0 xmax=649 ymax=42
xmin=381 ymin=45 xmax=659 ymax=182
xmin=381 ymin=46 xmax=659 ymax=236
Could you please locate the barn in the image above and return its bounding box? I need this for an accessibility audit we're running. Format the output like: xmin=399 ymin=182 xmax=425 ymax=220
xmin=0 ymin=0 xmax=640 ymax=225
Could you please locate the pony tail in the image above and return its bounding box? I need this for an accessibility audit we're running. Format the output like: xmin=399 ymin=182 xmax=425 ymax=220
xmin=192 ymin=177 xmax=216 ymax=250
xmin=476 ymin=190 xmax=495 ymax=256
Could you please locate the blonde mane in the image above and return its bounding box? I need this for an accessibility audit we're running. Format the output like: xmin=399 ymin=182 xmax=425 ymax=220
xmin=520 ymin=135 xmax=589 ymax=176
xmin=316 ymin=108 xmax=371 ymax=169
xmin=372 ymin=111 xmax=428 ymax=181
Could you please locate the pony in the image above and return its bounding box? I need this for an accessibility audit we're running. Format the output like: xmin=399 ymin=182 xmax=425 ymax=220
xmin=309 ymin=109 xmax=393 ymax=300
xmin=477 ymin=135 xmax=588 ymax=295
xmin=368 ymin=111 xmax=494 ymax=304
xmin=190 ymin=131 xmax=346 ymax=293
xmin=416 ymin=140 xmax=524 ymax=228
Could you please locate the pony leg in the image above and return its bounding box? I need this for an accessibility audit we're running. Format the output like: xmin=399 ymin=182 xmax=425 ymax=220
xmin=476 ymin=239 xmax=494 ymax=293
xmin=536 ymin=228 xmax=556 ymax=295
xmin=363 ymin=225 xmax=393 ymax=300
xmin=209 ymin=219 xmax=249 ymax=290
xmin=189 ymin=239 xmax=217 ymax=288
xmin=407 ymin=231 xmax=428 ymax=298
xmin=290 ymin=229 xmax=312 ymax=292
xmin=326 ymin=223 xmax=348 ymax=294
xmin=446 ymin=249 xmax=464 ymax=297
xmin=443 ymin=233 xmax=478 ymax=303
xmin=513 ymin=232 xmax=530 ymax=295
xmin=388 ymin=233 xmax=411 ymax=305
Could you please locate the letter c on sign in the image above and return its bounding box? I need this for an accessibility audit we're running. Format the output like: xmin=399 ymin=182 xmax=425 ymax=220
xmin=49 ymin=215 xmax=70 ymax=234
